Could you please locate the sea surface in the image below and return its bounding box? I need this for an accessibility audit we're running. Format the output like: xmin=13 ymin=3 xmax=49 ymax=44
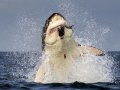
xmin=0 ymin=51 xmax=120 ymax=90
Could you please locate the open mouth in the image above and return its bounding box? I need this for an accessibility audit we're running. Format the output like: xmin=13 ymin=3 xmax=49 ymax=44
xmin=49 ymin=25 xmax=64 ymax=37
xmin=45 ymin=18 xmax=73 ymax=46
xmin=49 ymin=25 xmax=72 ymax=37
xmin=58 ymin=26 xmax=64 ymax=37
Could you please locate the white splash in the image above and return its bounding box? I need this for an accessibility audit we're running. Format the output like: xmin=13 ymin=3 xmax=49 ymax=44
xmin=12 ymin=16 xmax=42 ymax=81
xmin=13 ymin=1 xmax=114 ymax=83
xmin=70 ymin=55 xmax=113 ymax=83
xmin=55 ymin=0 xmax=113 ymax=83
xmin=13 ymin=16 xmax=42 ymax=51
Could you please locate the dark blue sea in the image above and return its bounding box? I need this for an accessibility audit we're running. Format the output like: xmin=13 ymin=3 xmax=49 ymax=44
xmin=0 ymin=51 xmax=120 ymax=90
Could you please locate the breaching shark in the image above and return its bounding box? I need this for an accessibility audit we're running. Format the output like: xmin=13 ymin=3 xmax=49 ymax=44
xmin=34 ymin=13 xmax=104 ymax=83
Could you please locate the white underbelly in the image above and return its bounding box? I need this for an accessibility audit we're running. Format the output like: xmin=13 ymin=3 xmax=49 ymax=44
xmin=42 ymin=54 xmax=74 ymax=83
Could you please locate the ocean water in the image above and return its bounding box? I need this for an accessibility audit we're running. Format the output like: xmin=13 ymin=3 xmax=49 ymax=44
xmin=0 ymin=51 xmax=120 ymax=90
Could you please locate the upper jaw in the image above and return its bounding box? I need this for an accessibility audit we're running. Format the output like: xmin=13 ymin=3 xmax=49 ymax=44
xmin=46 ymin=22 xmax=73 ymax=36
xmin=47 ymin=20 xmax=66 ymax=31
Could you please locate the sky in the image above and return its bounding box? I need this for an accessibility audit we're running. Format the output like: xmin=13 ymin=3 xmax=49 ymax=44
xmin=0 ymin=0 xmax=120 ymax=51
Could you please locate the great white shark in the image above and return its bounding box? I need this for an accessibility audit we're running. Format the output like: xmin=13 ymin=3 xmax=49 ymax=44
xmin=34 ymin=13 xmax=104 ymax=83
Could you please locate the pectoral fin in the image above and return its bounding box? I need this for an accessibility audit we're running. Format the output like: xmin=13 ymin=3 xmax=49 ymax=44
xmin=78 ymin=44 xmax=105 ymax=56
